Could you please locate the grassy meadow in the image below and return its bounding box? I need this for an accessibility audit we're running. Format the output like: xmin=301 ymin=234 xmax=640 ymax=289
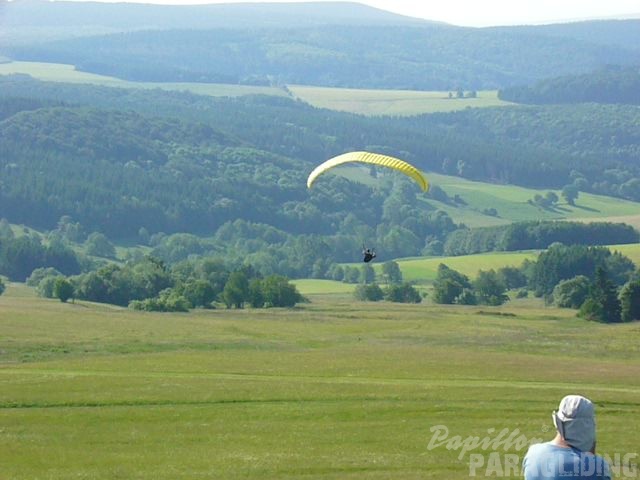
xmin=288 ymin=85 xmax=513 ymax=116
xmin=1 ymin=283 xmax=639 ymax=480
xmin=0 ymin=61 xmax=288 ymax=98
xmin=0 ymin=62 xmax=513 ymax=115
xmin=324 ymin=167 xmax=640 ymax=229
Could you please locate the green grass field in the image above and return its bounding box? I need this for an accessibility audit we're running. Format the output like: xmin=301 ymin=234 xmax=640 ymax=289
xmin=0 ymin=61 xmax=512 ymax=115
xmin=303 ymin=243 xmax=640 ymax=290
xmin=288 ymin=85 xmax=514 ymax=116
xmin=1 ymin=284 xmax=638 ymax=479
xmin=325 ymin=167 xmax=640 ymax=229
xmin=427 ymin=173 xmax=640 ymax=227
xmin=0 ymin=61 xmax=288 ymax=98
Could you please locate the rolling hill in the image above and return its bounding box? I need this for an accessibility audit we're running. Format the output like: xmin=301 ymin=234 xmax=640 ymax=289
xmin=1 ymin=76 xmax=639 ymax=248
xmin=2 ymin=2 xmax=640 ymax=89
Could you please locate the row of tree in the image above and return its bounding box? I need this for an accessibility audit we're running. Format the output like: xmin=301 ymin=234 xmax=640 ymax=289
xmin=498 ymin=66 xmax=640 ymax=105
xmin=2 ymin=76 xmax=640 ymax=230
xmin=353 ymin=282 xmax=422 ymax=303
xmin=7 ymin=21 xmax=640 ymax=89
xmin=431 ymin=244 xmax=640 ymax=322
xmin=443 ymin=221 xmax=639 ymax=257
xmin=29 ymin=256 xmax=305 ymax=311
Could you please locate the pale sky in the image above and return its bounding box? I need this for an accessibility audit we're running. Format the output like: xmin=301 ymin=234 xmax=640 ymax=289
xmin=58 ymin=0 xmax=640 ymax=27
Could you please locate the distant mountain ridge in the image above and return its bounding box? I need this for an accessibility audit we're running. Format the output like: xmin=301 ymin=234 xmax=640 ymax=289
xmin=0 ymin=1 xmax=430 ymax=33
xmin=5 ymin=23 xmax=639 ymax=89
xmin=2 ymin=1 xmax=640 ymax=89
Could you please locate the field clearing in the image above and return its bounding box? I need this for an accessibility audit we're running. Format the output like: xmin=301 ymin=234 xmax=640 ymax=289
xmin=1 ymin=284 xmax=639 ymax=479
xmin=299 ymin=243 xmax=640 ymax=294
xmin=0 ymin=62 xmax=512 ymax=115
xmin=610 ymin=243 xmax=640 ymax=266
xmin=288 ymin=85 xmax=514 ymax=115
xmin=394 ymin=251 xmax=540 ymax=283
xmin=427 ymin=172 xmax=640 ymax=226
xmin=292 ymin=279 xmax=356 ymax=295
xmin=319 ymin=168 xmax=640 ymax=228
xmin=0 ymin=61 xmax=288 ymax=97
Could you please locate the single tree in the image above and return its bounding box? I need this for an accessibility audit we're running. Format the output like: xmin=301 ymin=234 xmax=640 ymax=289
xmin=221 ymin=271 xmax=249 ymax=309
xmin=620 ymin=279 xmax=640 ymax=322
xmin=552 ymin=275 xmax=590 ymax=309
xmin=354 ymin=283 xmax=384 ymax=302
xmin=85 ymin=232 xmax=116 ymax=258
xmin=53 ymin=277 xmax=74 ymax=303
xmin=579 ymin=267 xmax=621 ymax=323
xmin=561 ymin=184 xmax=579 ymax=205
xmin=474 ymin=269 xmax=508 ymax=306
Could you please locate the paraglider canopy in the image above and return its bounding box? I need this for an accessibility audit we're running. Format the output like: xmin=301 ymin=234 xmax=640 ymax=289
xmin=306 ymin=151 xmax=429 ymax=192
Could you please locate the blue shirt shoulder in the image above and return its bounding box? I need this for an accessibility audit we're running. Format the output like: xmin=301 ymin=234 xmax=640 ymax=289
xmin=523 ymin=442 xmax=611 ymax=480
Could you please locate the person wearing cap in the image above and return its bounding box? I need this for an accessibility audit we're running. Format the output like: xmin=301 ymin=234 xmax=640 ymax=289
xmin=522 ymin=395 xmax=611 ymax=479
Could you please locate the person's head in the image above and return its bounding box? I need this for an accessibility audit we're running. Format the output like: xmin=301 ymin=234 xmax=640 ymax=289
xmin=552 ymin=395 xmax=596 ymax=452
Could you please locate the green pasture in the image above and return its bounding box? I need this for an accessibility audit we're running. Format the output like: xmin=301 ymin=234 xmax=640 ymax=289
xmin=393 ymin=251 xmax=539 ymax=284
xmin=427 ymin=172 xmax=640 ymax=227
xmin=318 ymin=167 xmax=640 ymax=229
xmin=303 ymin=243 xmax=639 ymax=292
xmin=0 ymin=61 xmax=288 ymax=98
xmin=335 ymin=251 xmax=539 ymax=287
xmin=288 ymin=85 xmax=513 ymax=116
xmin=1 ymin=284 xmax=639 ymax=479
xmin=0 ymin=62 xmax=512 ymax=116
xmin=292 ymin=279 xmax=355 ymax=295
xmin=610 ymin=243 xmax=640 ymax=267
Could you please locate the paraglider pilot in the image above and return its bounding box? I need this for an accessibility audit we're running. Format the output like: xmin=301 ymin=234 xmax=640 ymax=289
xmin=362 ymin=247 xmax=376 ymax=263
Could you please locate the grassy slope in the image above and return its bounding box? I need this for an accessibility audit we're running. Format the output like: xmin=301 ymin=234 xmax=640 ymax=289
xmin=427 ymin=172 xmax=640 ymax=228
xmin=0 ymin=61 xmax=511 ymax=114
xmin=331 ymin=168 xmax=640 ymax=229
xmin=288 ymin=85 xmax=514 ymax=116
xmin=1 ymin=284 xmax=638 ymax=479
xmin=0 ymin=61 xmax=288 ymax=98
xmin=296 ymin=243 xmax=640 ymax=294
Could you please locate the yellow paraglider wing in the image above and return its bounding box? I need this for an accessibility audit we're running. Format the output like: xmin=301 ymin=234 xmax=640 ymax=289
xmin=306 ymin=151 xmax=429 ymax=192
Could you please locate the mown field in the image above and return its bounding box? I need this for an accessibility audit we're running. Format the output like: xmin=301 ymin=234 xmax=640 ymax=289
xmin=1 ymin=284 xmax=639 ymax=479
xmin=294 ymin=243 xmax=640 ymax=296
xmin=427 ymin=173 xmax=640 ymax=228
xmin=288 ymin=85 xmax=514 ymax=116
xmin=331 ymin=167 xmax=640 ymax=229
xmin=0 ymin=61 xmax=288 ymax=98
xmin=0 ymin=61 xmax=512 ymax=115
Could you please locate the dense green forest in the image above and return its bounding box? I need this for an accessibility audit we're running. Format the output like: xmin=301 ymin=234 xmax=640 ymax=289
xmin=499 ymin=66 xmax=640 ymax=105
xmin=443 ymin=221 xmax=640 ymax=256
xmin=1 ymin=3 xmax=639 ymax=294
xmin=5 ymin=24 xmax=639 ymax=90
xmin=1 ymin=75 xmax=639 ymax=211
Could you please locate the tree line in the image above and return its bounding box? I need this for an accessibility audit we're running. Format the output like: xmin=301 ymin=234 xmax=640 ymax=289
xmin=2 ymin=76 xmax=638 ymax=209
xmin=430 ymin=243 xmax=640 ymax=322
xmin=0 ymin=76 xmax=640 ymax=207
xmin=498 ymin=66 xmax=640 ymax=105
xmin=443 ymin=221 xmax=639 ymax=257
xmin=5 ymin=23 xmax=640 ymax=90
xmin=28 ymin=256 xmax=305 ymax=311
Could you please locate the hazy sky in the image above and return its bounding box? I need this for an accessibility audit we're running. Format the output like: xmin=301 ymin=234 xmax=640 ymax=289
xmin=59 ymin=0 xmax=640 ymax=27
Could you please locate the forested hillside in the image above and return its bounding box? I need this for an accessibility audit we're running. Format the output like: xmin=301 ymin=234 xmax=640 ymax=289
xmin=2 ymin=75 xmax=638 ymax=202
xmin=3 ymin=21 xmax=639 ymax=89
xmin=499 ymin=66 xmax=640 ymax=105
xmin=495 ymin=19 xmax=640 ymax=51
xmin=1 ymin=3 xmax=639 ymax=281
